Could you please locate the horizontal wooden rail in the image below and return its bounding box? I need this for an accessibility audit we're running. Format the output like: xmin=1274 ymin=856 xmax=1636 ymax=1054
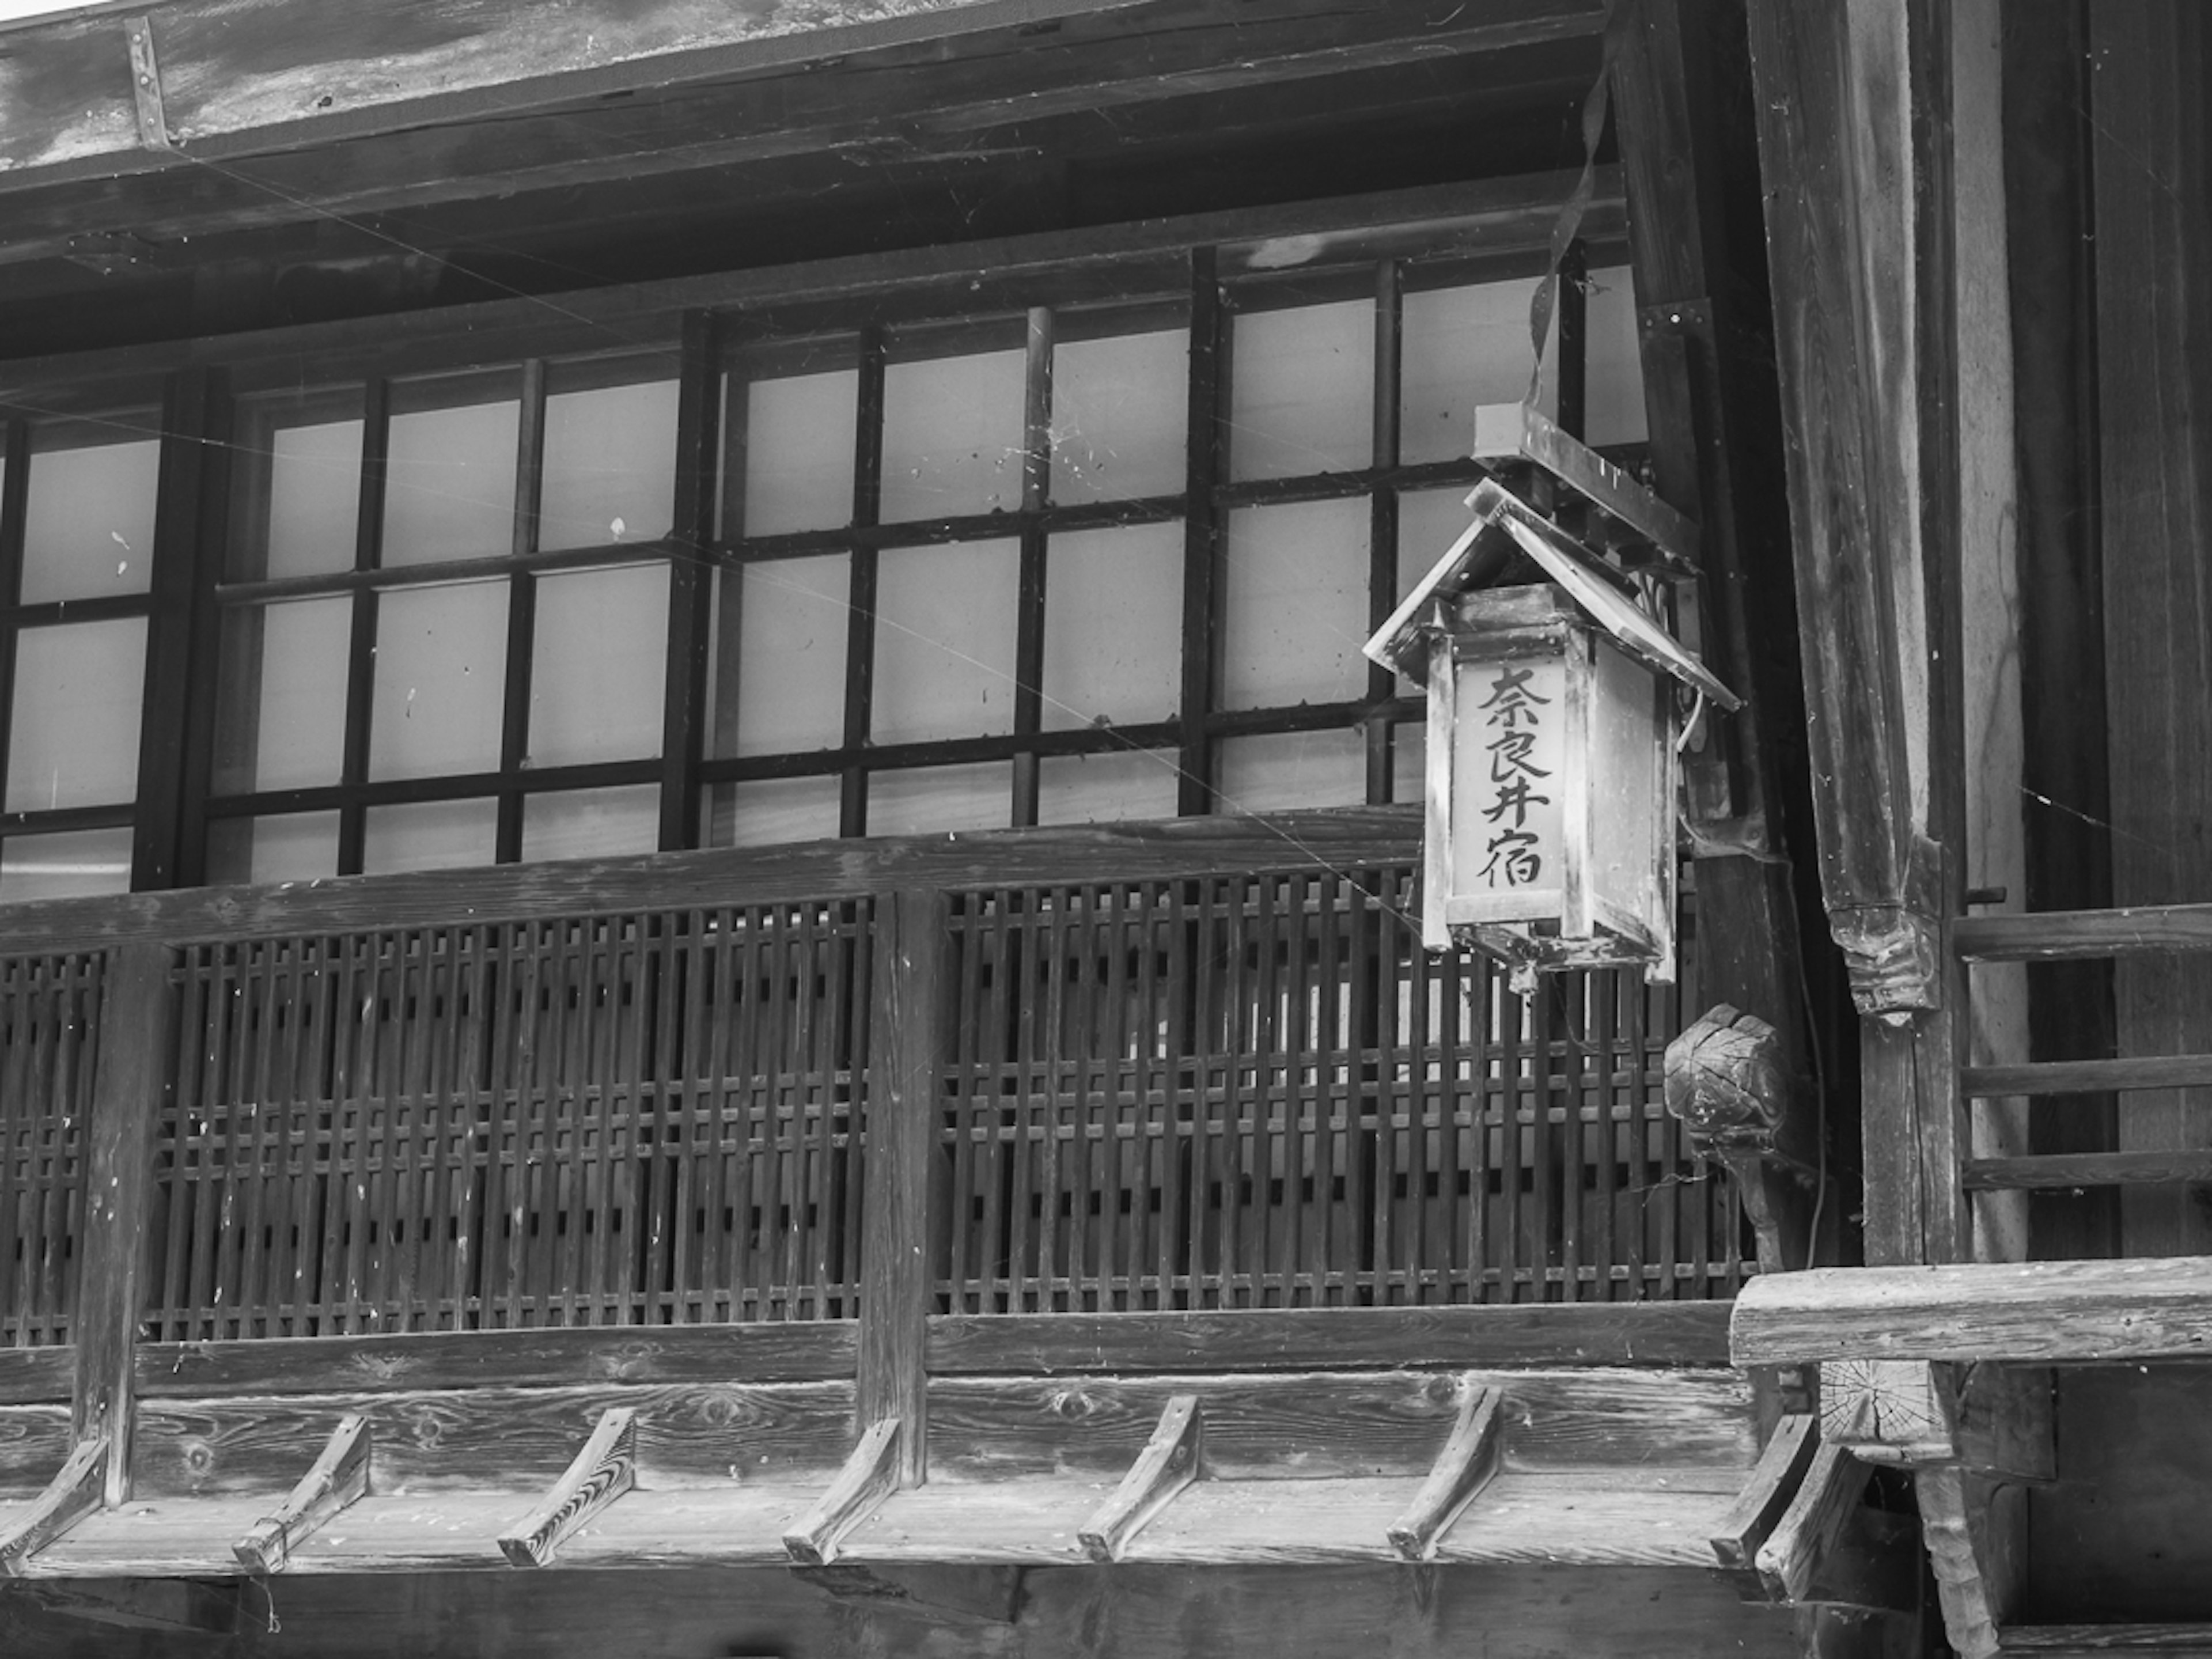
xmin=0 ymin=809 xmax=1417 ymax=953
xmin=1955 ymin=904 xmax=2212 ymax=963
xmin=1999 ymin=1625 xmax=2212 ymax=1654
xmin=1731 ymin=1258 xmax=2212 ymax=1366
xmin=1962 ymin=1055 xmax=2212 ymax=1097
xmin=1963 ymin=1152 xmax=2212 ymax=1192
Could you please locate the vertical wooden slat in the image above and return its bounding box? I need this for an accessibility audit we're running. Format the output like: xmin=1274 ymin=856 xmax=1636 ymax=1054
xmin=75 ymin=942 xmax=177 ymax=1505
xmin=661 ymin=310 xmax=722 ymax=853
xmin=858 ymin=887 xmax=950 ymax=1486
xmin=496 ymin=360 xmax=548 ymax=866
xmin=1176 ymin=249 xmax=1224 ymax=815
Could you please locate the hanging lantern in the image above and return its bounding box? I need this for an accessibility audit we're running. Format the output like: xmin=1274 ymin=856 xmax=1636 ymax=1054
xmin=1366 ymin=433 xmax=1738 ymax=989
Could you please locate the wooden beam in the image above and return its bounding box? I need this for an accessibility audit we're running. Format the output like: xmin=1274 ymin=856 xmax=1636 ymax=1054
xmin=2001 ymin=1627 xmax=2212 ymax=1656
xmin=1384 ymin=1382 xmax=1503 ymax=1562
xmin=1710 ymin=1412 xmax=1818 ymax=1571
xmin=1964 ymin=1151 xmax=2212 ymax=1191
xmin=232 ymin=1414 xmax=371 ymax=1574
xmin=1752 ymin=1440 xmax=1868 ymax=1604
xmin=1956 ymin=905 xmax=2212 ymax=963
xmin=0 ymin=1434 xmax=108 ymax=1575
xmin=1733 ymin=1258 xmax=2212 ymax=1365
xmin=13 ymin=1578 xmax=245 ymax=1635
xmin=858 ymin=889 xmax=952 ymax=1487
xmin=497 ymin=1407 xmax=638 ymax=1568
xmin=1963 ymin=1056 xmax=2212 ymax=1098
xmin=783 ymin=1418 xmax=902 ymax=1569
xmin=73 ymin=941 xmax=177 ymax=1506
xmin=1077 ymin=1393 xmax=1203 ymax=1563
xmin=1817 ymin=1361 xmax=2051 ymax=1480
xmin=1920 ymin=1468 xmax=2019 ymax=1659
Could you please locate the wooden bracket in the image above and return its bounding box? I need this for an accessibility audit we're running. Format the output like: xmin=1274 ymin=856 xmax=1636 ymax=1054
xmin=1711 ymin=1412 xmax=1820 ymax=1570
xmin=1819 ymin=1361 xmax=2054 ymax=1480
xmin=1753 ymin=1440 xmax=1869 ymax=1604
xmin=123 ymin=16 xmax=176 ymax=152
xmin=1385 ymin=1380 xmax=1504 ymax=1561
xmin=783 ymin=1418 xmax=902 ymax=1568
xmin=234 ymin=1414 xmax=371 ymax=1574
xmin=1919 ymin=1468 xmax=2018 ymax=1659
xmin=1078 ymin=1393 xmax=1203 ymax=1562
xmin=0 ymin=1435 xmax=110 ymax=1575
xmin=497 ymin=1407 xmax=637 ymax=1568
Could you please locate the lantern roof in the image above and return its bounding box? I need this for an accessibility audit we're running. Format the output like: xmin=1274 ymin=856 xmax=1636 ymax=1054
xmin=1363 ymin=476 xmax=1742 ymax=711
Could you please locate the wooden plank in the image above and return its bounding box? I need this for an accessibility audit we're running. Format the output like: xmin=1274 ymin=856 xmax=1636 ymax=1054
xmin=0 ymin=1347 xmax=75 ymax=1407
xmin=858 ymin=889 xmax=951 ymax=1486
xmin=497 ymin=1406 xmax=637 ymax=1567
xmin=1732 ymin=1257 xmax=2212 ymax=1365
xmin=783 ymin=1416 xmax=901 ymax=1568
xmin=232 ymin=1412 xmax=370 ymax=1574
xmin=1385 ymin=1381 xmax=1503 ymax=1561
xmin=2003 ymin=1628 xmax=2212 ymax=1655
xmin=1752 ymin=1440 xmax=1866 ymax=1604
xmin=0 ymin=1434 xmax=107 ymax=1575
xmin=1957 ymin=906 xmax=2212 ymax=963
xmin=1963 ymin=1152 xmax=2212 ymax=1192
xmin=0 ymin=808 xmax=1420 ymax=955
xmin=925 ymin=1301 xmax=1733 ymax=1372
xmin=1077 ymin=1393 xmax=1202 ymax=1563
xmin=1963 ymin=1056 xmax=2212 ymax=1098
xmin=1710 ymin=1412 xmax=1817 ymax=1570
xmin=73 ymin=942 xmax=177 ymax=1507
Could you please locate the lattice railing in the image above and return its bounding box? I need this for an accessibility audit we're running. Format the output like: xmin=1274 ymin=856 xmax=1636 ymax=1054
xmin=146 ymin=902 xmax=869 ymax=1340
xmin=935 ymin=865 xmax=1746 ymax=1312
xmin=0 ymin=950 xmax=100 ymax=1347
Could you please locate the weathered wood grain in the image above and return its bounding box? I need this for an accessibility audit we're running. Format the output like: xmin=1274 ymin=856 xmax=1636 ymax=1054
xmin=1385 ymin=1382 xmax=1502 ymax=1561
xmin=137 ymin=1321 xmax=858 ymax=1397
xmin=1077 ymin=1394 xmax=1201 ymax=1563
xmin=232 ymin=1412 xmax=371 ymax=1574
xmin=128 ymin=1381 xmax=854 ymax=1498
xmin=0 ymin=1407 xmax=73 ymax=1497
xmin=924 ymin=1302 xmax=1734 ymax=1373
xmin=1964 ymin=1152 xmax=2212 ymax=1192
xmin=1963 ymin=1056 xmax=2212 ymax=1099
xmin=783 ymin=1417 xmax=901 ymax=1567
xmin=497 ymin=1406 xmax=636 ymax=1567
xmin=1732 ymin=1259 xmax=2212 ymax=1364
xmin=1955 ymin=906 xmax=2212 ymax=963
xmin=1921 ymin=1467 xmax=2012 ymax=1659
xmin=0 ymin=1351 xmax=74 ymax=1408
xmin=1752 ymin=1440 xmax=1866 ymax=1604
xmin=1710 ymin=1412 xmax=1817 ymax=1570
xmin=0 ymin=1435 xmax=107 ymax=1575
xmin=2002 ymin=1628 xmax=2212 ymax=1654
xmin=925 ymin=1370 xmax=1756 ymax=1483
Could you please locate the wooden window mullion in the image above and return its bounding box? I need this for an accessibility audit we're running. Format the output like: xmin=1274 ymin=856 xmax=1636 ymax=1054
xmin=335 ymin=378 xmax=391 ymax=876
xmin=1176 ymin=248 xmax=1225 ymax=816
xmin=659 ymin=309 xmax=720 ymax=852
xmin=0 ymin=418 xmax=29 ymax=854
xmin=496 ymin=358 xmax=549 ymax=864
xmin=1367 ymin=257 xmax=1404 ymax=805
xmin=1010 ymin=304 xmax=1055 ymax=828
xmin=840 ymin=324 xmax=888 ymax=838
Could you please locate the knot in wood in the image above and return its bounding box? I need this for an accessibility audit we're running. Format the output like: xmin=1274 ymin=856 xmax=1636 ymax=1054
xmin=181 ymin=1440 xmax=215 ymax=1480
xmin=1046 ymin=1387 xmax=1099 ymax=1421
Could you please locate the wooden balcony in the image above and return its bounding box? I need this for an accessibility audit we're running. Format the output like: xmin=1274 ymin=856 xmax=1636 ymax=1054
xmin=0 ymin=810 xmax=1759 ymax=1585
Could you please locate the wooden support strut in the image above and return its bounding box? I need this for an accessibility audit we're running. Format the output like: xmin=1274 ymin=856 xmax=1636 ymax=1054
xmin=784 ymin=1418 xmax=902 ymax=1569
xmin=1077 ymin=1393 xmax=1203 ymax=1563
xmin=1710 ymin=1412 xmax=1819 ymax=1572
xmin=0 ymin=1435 xmax=109 ymax=1575
xmin=1752 ymin=1438 xmax=1869 ymax=1604
xmin=234 ymin=1414 xmax=372 ymax=1574
xmin=1385 ymin=1381 xmax=1503 ymax=1562
xmin=497 ymin=1407 xmax=637 ymax=1568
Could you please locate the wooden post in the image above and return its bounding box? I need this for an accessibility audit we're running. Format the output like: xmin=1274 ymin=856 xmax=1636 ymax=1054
xmin=73 ymin=941 xmax=177 ymax=1508
xmin=857 ymin=887 xmax=952 ymax=1487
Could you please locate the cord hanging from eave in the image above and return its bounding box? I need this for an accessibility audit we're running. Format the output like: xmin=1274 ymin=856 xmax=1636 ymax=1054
xmin=1524 ymin=0 xmax=1622 ymax=410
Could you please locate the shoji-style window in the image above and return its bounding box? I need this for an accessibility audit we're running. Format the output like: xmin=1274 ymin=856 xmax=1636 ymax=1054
xmin=0 ymin=414 xmax=162 ymax=901
xmin=702 ymin=248 xmax=1645 ymax=847
xmin=207 ymin=354 xmax=682 ymax=883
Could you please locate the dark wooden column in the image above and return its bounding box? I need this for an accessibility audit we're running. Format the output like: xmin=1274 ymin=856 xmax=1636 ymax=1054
xmin=73 ymin=941 xmax=177 ymax=1505
xmin=857 ymin=887 xmax=953 ymax=1486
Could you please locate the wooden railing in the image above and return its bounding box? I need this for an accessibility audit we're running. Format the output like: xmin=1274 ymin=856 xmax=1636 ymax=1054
xmin=0 ymin=813 xmax=1749 ymax=1365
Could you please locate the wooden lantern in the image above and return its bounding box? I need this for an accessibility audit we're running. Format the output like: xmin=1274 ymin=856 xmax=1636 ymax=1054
xmin=1366 ymin=475 xmax=1738 ymax=988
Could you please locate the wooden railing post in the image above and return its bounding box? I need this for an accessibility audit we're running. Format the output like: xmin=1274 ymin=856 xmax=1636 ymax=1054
xmin=857 ymin=888 xmax=952 ymax=1487
xmin=72 ymin=941 xmax=177 ymax=1506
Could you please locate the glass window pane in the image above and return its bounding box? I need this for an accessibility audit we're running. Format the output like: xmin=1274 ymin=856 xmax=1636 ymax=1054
xmin=704 ymin=775 xmax=842 ymax=849
xmin=1220 ymin=499 xmax=1370 ymax=711
xmin=362 ymin=798 xmax=497 ymax=876
xmin=741 ymin=368 xmax=858 ymax=536
xmin=0 ymin=827 xmax=132 ymax=902
xmin=880 ymin=347 xmax=1025 ymax=522
xmin=1400 ymin=278 xmax=1548 ymax=467
xmin=525 ymin=785 xmax=660 ymax=862
xmin=204 ymin=813 xmax=339 ymax=887
xmin=1041 ymin=523 xmax=1182 ymax=732
xmin=1584 ymin=264 xmax=1649 ymax=446
xmin=1229 ymin=299 xmax=1372 ymax=480
xmin=214 ymin=597 xmax=352 ymax=795
xmin=1395 ymin=487 xmax=1478 ymax=691
xmin=369 ymin=581 xmax=508 ymax=781
xmin=1052 ymin=327 xmax=1188 ymax=502
xmin=1392 ymin=721 xmax=1426 ymax=808
xmin=1038 ymin=749 xmax=1179 ymax=825
xmin=869 ymin=762 xmax=1009 ymax=836
xmin=6 ymin=619 xmax=146 ymax=812
xmin=21 ymin=430 xmax=160 ymax=604
xmin=540 ymin=376 xmax=678 ymax=551
xmin=872 ymin=539 xmax=1019 ymax=745
xmin=1215 ymin=728 xmax=1366 ymax=814
xmin=232 ymin=393 xmax=365 ymax=582
xmin=383 ymin=383 xmax=519 ymax=567
xmin=529 ymin=562 xmax=669 ymax=768
xmin=719 ymin=554 xmax=850 ymax=757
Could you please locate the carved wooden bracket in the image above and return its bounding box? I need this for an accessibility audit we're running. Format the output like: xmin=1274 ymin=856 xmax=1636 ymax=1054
xmin=784 ymin=1418 xmax=903 ymax=1568
xmin=1078 ymin=1393 xmax=1203 ymax=1562
xmin=1386 ymin=1380 xmax=1503 ymax=1560
xmin=0 ymin=1435 xmax=109 ymax=1575
xmin=1832 ymin=902 xmax=1944 ymax=1017
xmin=235 ymin=1413 xmax=372 ymax=1574
xmin=498 ymin=1407 xmax=637 ymax=1568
